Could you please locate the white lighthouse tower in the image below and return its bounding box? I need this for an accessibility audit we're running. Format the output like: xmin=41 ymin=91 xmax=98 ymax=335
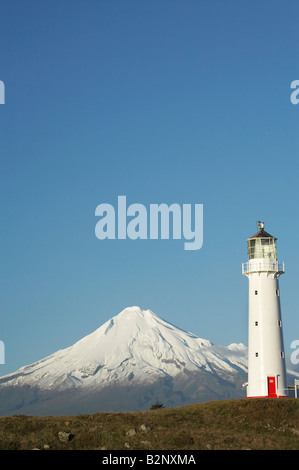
xmin=242 ymin=222 xmax=287 ymax=398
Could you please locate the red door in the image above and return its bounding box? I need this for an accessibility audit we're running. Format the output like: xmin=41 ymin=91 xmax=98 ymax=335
xmin=267 ymin=376 xmax=277 ymax=397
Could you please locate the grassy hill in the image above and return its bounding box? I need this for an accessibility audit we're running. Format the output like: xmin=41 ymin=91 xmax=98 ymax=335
xmin=0 ymin=398 xmax=298 ymax=450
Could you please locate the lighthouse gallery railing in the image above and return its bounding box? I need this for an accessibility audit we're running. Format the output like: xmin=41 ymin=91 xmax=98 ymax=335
xmin=242 ymin=260 xmax=285 ymax=275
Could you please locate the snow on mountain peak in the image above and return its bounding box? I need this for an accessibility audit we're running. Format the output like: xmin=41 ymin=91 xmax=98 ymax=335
xmin=0 ymin=306 xmax=248 ymax=394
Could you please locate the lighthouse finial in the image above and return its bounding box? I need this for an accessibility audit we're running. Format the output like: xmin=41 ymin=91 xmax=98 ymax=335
xmin=258 ymin=221 xmax=264 ymax=230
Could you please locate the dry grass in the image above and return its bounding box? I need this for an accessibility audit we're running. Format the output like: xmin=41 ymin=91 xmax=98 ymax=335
xmin=0 ymin=398 xmax=298 ymax=450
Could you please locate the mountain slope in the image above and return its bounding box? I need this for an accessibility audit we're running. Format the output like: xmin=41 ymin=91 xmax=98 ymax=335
xmin=0 ymin=306 xmax=249 ymax=415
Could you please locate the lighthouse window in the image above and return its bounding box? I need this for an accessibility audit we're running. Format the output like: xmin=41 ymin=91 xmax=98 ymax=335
xmin=280 ymin=352 xmax=285 ymax=359
xmin=277 ymin=320 xmax=282 ymax=327
xmin=255 ymin=290 xmax=258 ymax=295
xmin=255 ymin=321 xmax=258 ymax=326
xmin=276 ymin=289 xmax=280 ymax=296
xmin=247 ymin=237 xmax=277 ymax=260
xmin=255 ymin=352 xmax=259 ymax=357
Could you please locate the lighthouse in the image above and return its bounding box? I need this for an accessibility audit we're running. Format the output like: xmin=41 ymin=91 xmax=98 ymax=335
xmin=242 ymin=222 xmax=287 ymax=398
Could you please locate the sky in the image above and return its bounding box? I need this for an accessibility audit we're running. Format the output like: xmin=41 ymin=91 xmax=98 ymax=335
xmin=0 ymin=0 xmax=298 ymax=375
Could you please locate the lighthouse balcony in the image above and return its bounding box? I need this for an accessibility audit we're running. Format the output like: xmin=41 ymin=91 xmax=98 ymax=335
xmin=242 ymin=259 xmax=285 ymax=275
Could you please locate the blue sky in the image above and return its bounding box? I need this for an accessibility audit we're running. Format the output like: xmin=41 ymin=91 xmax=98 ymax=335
xmin=0 ymin=0 xmax=298 ymax=375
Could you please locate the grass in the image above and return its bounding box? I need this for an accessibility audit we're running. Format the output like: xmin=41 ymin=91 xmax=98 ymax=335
xmin=0 ymin=398 xmax=298 ymax=450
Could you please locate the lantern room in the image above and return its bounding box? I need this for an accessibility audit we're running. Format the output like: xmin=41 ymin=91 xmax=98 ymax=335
xmin=247 ymin=221 xmax=277 ymax=260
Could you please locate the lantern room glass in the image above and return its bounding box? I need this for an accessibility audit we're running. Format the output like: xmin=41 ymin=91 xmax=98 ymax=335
xmin=247 ymin=238 xmax=277 ymax=260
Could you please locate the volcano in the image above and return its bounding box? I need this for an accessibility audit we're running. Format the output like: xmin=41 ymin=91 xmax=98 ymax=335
xmin=0 ymin=307 xmax=248 ymax=415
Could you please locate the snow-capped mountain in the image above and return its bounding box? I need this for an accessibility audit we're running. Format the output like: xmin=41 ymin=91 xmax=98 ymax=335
xmin=0 ymin=306 xmax=249 ymax=415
